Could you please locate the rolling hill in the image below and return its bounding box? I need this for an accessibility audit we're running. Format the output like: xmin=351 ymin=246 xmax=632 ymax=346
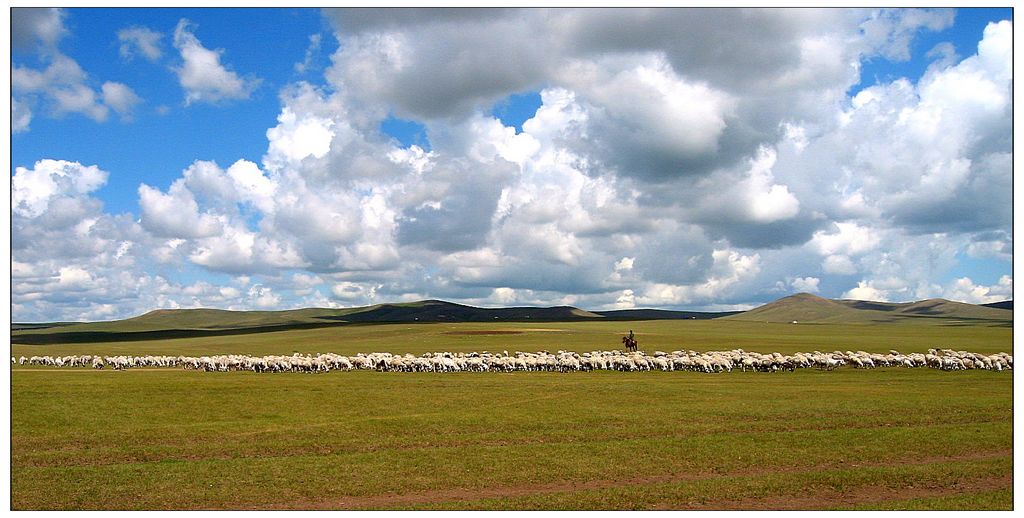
xmin=983 ymin=300 xmax=1013 ymax=310
xmin=11 ymin=294 xmax=1011 ymax=344
xmin=725 ymin=293 xmax=1012 ymax=324
xmin=595 ymin=308 xmax=741 ymax=320
xmin=11 ymin=300 xmax=729 ymax=344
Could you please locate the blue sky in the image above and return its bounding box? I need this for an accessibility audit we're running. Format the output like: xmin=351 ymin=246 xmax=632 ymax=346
xmin=852 ymin=7 xmax=1011 ymax=94
xmin=12 ymin=8 xmax=332 ymax=214
xmin=10 ymin=8 xmax=1014 ymax=321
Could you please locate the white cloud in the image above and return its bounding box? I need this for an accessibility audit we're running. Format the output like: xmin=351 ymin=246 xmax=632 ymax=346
xmin=118 ymin=26 xmax=163 ymax=62
xmin=843 ymin=274 xmax=1012 ymax=306
xmin=811 ymin=223 xmax=881 ymax=257
xmin=965 ymin=231 xmax=1012 ymax=262
xmin=51 ymin=83 xmax=109 ymax=121
xmin=12 ymin=7 xmax=66 ymax=49
xmin=172 ymin=19 xmax=259 ymax=105
xmin=101 ymin=81 xmax=142 ymax=120
xmin=248 ymin=285 xmax=281 ymax=308
xmin=12 ymin=159 xmax=108 ymax=218
xmin=823 ymin=255 xmax=858 ymax=276
xmin=57 ymin=266 xmax=94 ymax=290
xmin=13 ymin=12 xmax=143 ymax=129
xmin=567 ymin=55 xmax=737 ymax=179
xmin=331 ymin=282 xmax=377 ymax=302
xmin=944 ymin=275 xmax=1012 ymax=304
xmin=10 ymin=9 xmax=1013 ymax=321
xmin=138 ymin=182 xmax=223 ymax=239
xmin=189 ymin=223 xmax=256 ymax=271
xmin=631 ymin=249 xmax=762 ymax=307
xmin=791 ymin=276 xmax=820 ymax=293
xmin=859 ymin=8 xmax=955 ymax=62
xmin=697 ymin=146 xmax=801 ymax=225
xmin=12 ymin=54 xmax=85 ymax=93
xmin=265 ymin=107 xmax=335 ymax=164
xmin=225 ymin=159 xmax=277 ymax=214
xmin=612 ymin=289 xmax=636 ymax=309
xmin=294 ymin=33 xmax=322 ymax=74
xmin=12 ymin=97 xmax=32 ymax=133
xmin=843 ymin=281 xmax=890 ymax=302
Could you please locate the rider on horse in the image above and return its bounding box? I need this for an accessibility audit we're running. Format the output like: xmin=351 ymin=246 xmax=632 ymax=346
xmin=623 ymin=330 xmax=638 ymax=352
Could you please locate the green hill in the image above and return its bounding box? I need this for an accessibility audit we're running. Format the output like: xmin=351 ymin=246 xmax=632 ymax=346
xmin=726 ymin=293 xmax=1012 ymax=325
xmin=13 ymin=294 xmax=1011 ymax=345
xmin=10 ymin=300 xmax=614 ymax=344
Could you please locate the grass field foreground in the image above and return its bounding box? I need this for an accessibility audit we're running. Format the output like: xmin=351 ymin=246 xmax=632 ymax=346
xmin=10 ymin=320 xmax=1013 ymax=510
xmin=11 ymin=369 xmax=1012 ymax=508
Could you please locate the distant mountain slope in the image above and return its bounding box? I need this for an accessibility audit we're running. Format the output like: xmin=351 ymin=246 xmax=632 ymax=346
xmin=11 ymin=300 xmax=614 ymax=344
xmin=885 ymin=298 xmax=1012 ymax=319
xmin=595 ymin=308 xmax=740 ymax=320
xmin=319 ymin=300 xmax=606 ymax=323
xmin=982 ymin=300 xmax=1013 ymax=310
xmin=724 ymin=293 xmax=864 ymax=323
xmin=726 ymin=293 xmax=1012 ymax=324
xmin=13 ymin=294 xmax=1010 ymax=345
xmin=10 ymin=322 xmax=81 ymax=331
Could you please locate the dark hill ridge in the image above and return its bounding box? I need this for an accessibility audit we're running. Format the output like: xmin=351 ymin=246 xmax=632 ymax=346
xmin=983 ymin=300 xmax=1013 ymax=310
xmin=595 ymin=308 xmax=742 ymax=320
xmin=11 ymin=300 xmax=732 ymax=344
xmin=313 ymin=299 xmax=605 ymax=323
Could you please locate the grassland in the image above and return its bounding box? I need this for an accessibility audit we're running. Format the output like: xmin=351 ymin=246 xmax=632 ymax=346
xmin=9 ymin=318 xmax=1013 ymax=358
xmin=10 ymin=319 xmax=1013 ymax=510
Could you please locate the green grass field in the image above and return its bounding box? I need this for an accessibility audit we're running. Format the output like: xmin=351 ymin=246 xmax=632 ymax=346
xmin=10 ymin=319 xmax=1013 ymax=510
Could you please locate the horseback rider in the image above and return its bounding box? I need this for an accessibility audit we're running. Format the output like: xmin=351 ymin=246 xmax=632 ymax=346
xmin=623 ymin=329 xmax=637 ymax=352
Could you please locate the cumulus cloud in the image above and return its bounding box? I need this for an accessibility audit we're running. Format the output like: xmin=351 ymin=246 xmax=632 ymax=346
xmin=12 ymin=7 xmax=66 ymax=50
xmin=791 ymin=277 xmax=820 ymax=293
xmin=13 ymin=159 xmax=108 ymax=218
xmin=138 ymin=181 xmax=223 ymax=239
xmin=945 ymin=276 xmax=1012 ymax=304
xmin=12 ymin=54 xmax=112 ymax=122
xmin=118 ymin=26 xmax=163 ymax=61
xmin=859 ymin=8 xmax=955 ymax=62
xmin=101 ymin=81 xmax=142 ymax=120
xmin=12 ymin=10 xmax=143 ymax=128
xmin=843 ymin=280 xmax=891 ymax=302
xmin=172 ymin=19 xmax=260 ymax=105
xmin=265 ymin=107 xmax=336 ymax=164
xmin=10 ymin=9 xmax=1013 ymax=321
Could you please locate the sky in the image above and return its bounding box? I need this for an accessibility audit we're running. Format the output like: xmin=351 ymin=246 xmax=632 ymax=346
xmin=9 ymin=7 xmax=1015 ymax=322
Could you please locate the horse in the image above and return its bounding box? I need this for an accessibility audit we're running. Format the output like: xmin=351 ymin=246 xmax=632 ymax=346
xmin=622 ymin=336 xmax=638 ymax=352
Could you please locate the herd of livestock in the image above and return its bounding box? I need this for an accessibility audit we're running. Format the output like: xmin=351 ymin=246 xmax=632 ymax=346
xmin=12 ymin=348 xmax=1012 ymax=374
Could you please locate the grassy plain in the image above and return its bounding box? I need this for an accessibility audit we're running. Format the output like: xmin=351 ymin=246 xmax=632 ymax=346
xmin=10 ymin=319 xmax=1013 ymax=510
xmin=9 ymin=318 xmax=1012 ymax=358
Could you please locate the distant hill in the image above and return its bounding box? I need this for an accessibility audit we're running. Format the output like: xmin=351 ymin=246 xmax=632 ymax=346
xmin=595 ymin=308 xmax=741 ymax=320
xmin=11 ymin=300 xmax=726 ymax=345
xmin=10 ymin=322 xmax=81 ymax=331
xmin=13 ymin=294 xmax=1010 ymax=345
xmin=726 ymin=293 xmax=1012 ymax=325
xmin=325 ymin=299 xmax=606 ymax=323
xmin=982 ymin=300 xmax=1013 ymax=310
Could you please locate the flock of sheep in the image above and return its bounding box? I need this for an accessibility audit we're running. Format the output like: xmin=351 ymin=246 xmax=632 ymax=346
xmin=13 ymin=348 xmax=1012 ymax=374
